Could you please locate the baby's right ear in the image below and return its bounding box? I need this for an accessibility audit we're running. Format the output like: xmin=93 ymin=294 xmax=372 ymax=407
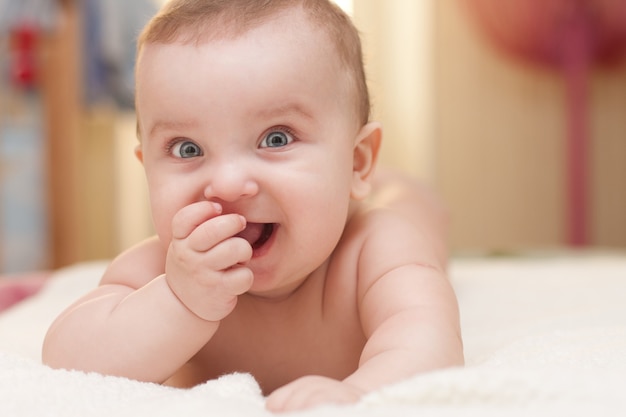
xmin=134 ymin=145 xmax=144 ymax=163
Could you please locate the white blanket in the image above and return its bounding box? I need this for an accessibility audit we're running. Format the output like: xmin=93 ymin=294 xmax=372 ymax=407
xmin=1 ymin=254 xmax=626 ymax=416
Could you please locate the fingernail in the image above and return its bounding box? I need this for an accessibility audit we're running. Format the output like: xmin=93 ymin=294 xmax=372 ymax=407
xmin=239 ymin=215 xmax=247 ymax=227
xmin=212 ymin=202 xmax=222 ymax=213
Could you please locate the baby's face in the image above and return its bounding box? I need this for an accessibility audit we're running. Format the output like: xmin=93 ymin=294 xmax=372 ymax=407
xmin=135 ymin=9 xmax=362 ymax=296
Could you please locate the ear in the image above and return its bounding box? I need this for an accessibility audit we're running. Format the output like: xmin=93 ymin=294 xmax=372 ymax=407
xmin=134 ymin=120 xmax=144 ymax=163
xmin=134 ymin=144 xmax=144 ymax=164
xmin=351 ymin=121 xmax=382 ymax=200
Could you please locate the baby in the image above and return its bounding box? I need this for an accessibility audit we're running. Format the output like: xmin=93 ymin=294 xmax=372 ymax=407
xmin=43 ymin=0 xmax=463 ymax=412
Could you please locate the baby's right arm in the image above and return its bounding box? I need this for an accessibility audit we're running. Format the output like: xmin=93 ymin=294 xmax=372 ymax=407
xmin=42 ymin=201 xmax=253 ymax=383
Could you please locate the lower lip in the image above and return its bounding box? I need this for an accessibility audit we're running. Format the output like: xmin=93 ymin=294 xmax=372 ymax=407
xmin=251 ymin=224 xmax=277 ymax=258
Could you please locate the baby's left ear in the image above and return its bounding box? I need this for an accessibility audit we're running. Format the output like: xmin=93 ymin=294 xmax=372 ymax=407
xmin=351 ymin=121 xmax=382 ymax=200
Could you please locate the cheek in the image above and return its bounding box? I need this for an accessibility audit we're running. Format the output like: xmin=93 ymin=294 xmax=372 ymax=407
xmin=145 ymin=174 xmax=187 ymax=244
xmin=147 ymin=191 xmax=175 ymax=244
xmin=286 ymin=164 xmax=353 ymax=234
xmin=293 ymin=189 xmax=351 ymax=271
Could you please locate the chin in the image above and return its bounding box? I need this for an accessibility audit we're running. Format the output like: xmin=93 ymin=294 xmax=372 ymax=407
xmin=246 ymin=276 xmax=303 ymax=300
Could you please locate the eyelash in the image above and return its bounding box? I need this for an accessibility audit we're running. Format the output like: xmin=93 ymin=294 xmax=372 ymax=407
xmin=260 ymin=126 xmax=297 ymax=148
xmin=164 ymin=138 xmax=200 ymax=158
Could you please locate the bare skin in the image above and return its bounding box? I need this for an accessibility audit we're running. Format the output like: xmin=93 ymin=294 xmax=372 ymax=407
xmin=170 ymin=170 xmax=458 ymax=394
xmin=43 ymin=174 xmax=462 ymax=410
xmin=42 ymin=7 xmax=463 ymax=412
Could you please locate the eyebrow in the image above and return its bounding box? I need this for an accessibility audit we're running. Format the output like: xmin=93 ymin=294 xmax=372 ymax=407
xmin=254 ymin=102 xmax=314 ymax=121
xmin=145 ymin=103 xmax=312 ymax=137
xmin=148 ymin=119 xmax=198 ymax=137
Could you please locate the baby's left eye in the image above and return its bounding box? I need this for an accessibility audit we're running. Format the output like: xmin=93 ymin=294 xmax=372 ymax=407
xmin=260 ymin=131 xmax=293 ymax=148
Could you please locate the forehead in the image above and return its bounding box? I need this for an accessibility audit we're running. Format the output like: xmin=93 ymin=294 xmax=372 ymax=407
xmin=135 ymin=8 xmax=356 ymax=133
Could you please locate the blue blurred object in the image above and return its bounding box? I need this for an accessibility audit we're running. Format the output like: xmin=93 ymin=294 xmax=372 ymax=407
xmin=0 ymin=92 xmax=49 ymax=273
xmin=83 ymin=0 xmax=157 ymax=108
xmin=0 ymin=0 xmax=54 ymax=272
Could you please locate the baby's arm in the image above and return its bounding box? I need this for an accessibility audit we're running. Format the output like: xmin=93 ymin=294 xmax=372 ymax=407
xmin=346 ymin=170 xmax=463 ymax=386
xmin=267 ymin=172 xmax=463 ymax=411
xmin=346 ymin=220 xmax=463 ymax=388
xmin=42 ymin=201 xmax=253 ymax=382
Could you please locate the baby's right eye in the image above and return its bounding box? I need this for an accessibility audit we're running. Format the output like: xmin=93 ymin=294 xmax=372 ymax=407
xmin=171 ymin=140 xmax=203 ymax=158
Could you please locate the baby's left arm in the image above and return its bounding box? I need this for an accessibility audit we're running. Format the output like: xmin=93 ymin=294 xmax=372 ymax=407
xmin=267 ymin=211 xmax=464 ymax=411
xmin=351 ymin=263 xmax=463 ymax=387
xmin=348 ymin=210 xmax=464 ymax=388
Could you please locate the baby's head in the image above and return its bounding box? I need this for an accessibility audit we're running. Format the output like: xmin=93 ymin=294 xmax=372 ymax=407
xmin=136 ymin=0 xmax=370 ymax=126
xmin=134 ymin=0 xmax=381 ymax=294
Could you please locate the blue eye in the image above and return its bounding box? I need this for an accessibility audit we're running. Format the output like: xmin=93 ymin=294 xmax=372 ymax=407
xmin=260 ymin=131 xmax=293 ymax=148
xmin=172 ymin=141 xmax=203 ymax=158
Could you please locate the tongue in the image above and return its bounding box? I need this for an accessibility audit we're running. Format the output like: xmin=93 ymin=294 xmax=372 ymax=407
xmin=236 ymin=222 xmax=264 ymax=246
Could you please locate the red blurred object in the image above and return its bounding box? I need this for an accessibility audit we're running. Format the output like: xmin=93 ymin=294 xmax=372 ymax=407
xmin=9 ymin=21 xmax=40 ymax=89
xmin=464 ymin=0 xmax=626 ymax=246
xmin=0 ymin=272 xmax=50 ymax=312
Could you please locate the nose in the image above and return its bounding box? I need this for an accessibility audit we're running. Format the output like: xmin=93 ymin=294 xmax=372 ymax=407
xmin=202 ymin=159 xmax=259 ymax=203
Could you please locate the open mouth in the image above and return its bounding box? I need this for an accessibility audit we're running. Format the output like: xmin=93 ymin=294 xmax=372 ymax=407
xmin=235 ymin=222 xmax=275 ymax=250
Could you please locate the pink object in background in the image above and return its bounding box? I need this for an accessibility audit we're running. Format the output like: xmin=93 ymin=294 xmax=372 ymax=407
xmin=463 ymin=0 xmax=626 ymax=246
xmin=0 ymin=273 xmax=49 ymax=312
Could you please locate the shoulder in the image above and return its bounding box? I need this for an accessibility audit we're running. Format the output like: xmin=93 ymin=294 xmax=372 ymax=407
xmin=100 ymin=236 xmax=166 ymax=289
xmin=350 ymin=205 xmax=443 ymax=263
xmin=344 ymin=205 xmax=447 ymax=291
xmin=345 ymin=206 xmax=458 ymax=336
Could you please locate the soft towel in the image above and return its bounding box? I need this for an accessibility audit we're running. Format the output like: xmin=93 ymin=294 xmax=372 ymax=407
xmin=1 ymin=254 xmax=625 ymax=416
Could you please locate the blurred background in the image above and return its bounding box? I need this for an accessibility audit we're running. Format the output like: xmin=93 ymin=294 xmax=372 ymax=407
xmin=0 ymin=0 xmax=625 ymax=273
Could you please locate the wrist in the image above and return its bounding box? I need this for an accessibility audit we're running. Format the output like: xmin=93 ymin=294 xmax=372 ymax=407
xmin=161 ymin=273 xmax=234 ymax=323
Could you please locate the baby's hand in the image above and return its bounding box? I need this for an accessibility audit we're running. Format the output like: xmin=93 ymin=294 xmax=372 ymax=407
xmin=165 ymin=201 xmax=253 ymax=321
xmin=265 ymin=376 xmax=364 ymax=412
